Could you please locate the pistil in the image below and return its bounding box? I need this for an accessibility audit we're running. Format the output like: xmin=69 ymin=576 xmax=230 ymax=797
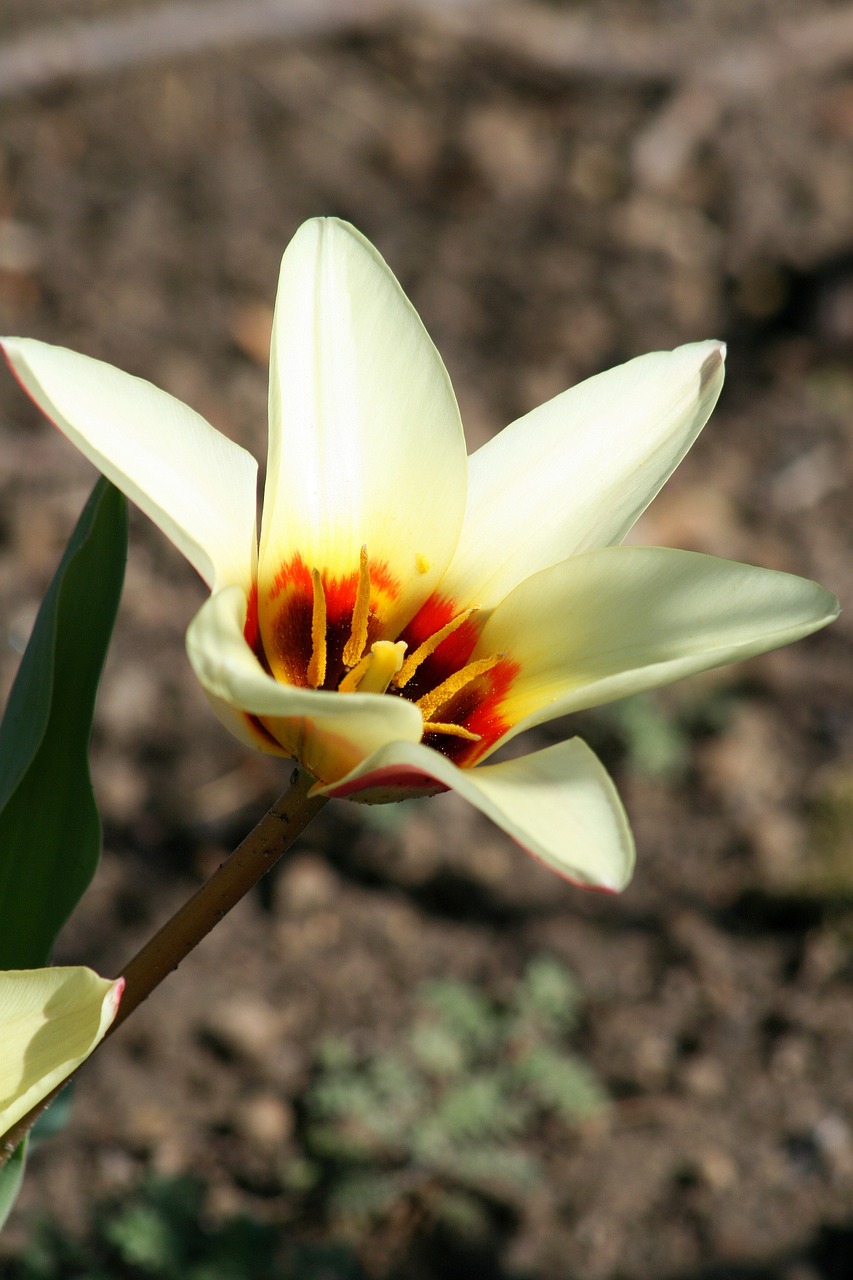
xmin=338 ymin=640 xmax=407 ymax=694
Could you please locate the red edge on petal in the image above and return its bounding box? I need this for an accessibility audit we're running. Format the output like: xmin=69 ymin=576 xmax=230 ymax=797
xmin=330 ymin=762 xmax=622 ymax=893
xmin=243 ymin=582 xmax=260 ymax=651
xmin=1 ymin=342 xmax=77 ymax=449
xmin=517 ymin=842 xmax=621 ymax=894
xmin=111 ymin=976 xmax=127 ymax=1010
xmin=326 ymin=763 xmax=449 ymax=800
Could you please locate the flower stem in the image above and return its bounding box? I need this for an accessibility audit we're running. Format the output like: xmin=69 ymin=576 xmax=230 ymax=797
xmin=111 ymin=765 xmax=325 ymax=1034
xmin=0 ymin=766 xmax=326 ymax=1164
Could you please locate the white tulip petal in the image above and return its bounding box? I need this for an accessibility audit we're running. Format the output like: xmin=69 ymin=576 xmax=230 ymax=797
xmin=2 ymin=338 xmax=258 ymax=592
xmin=0 ymin=967 xmax=123 ymax=1136
xmin=439 ymin=340 xmax=725 ymax=610
xmin=474 ymin=546 xmax=839 ymax=749
xmin=186 ymin=586 xmax=424 ymax=784
xmin=260 ymin=218 xmax=467 ymax=640
xmin=316 ymin=737 xmax=635 ymax=890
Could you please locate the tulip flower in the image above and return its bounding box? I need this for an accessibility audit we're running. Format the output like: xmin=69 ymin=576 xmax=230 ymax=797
xmin=0 ymin=967 xmax=123 ymax=1135
xmin=1 ymin=219 xmax=838 ymax=890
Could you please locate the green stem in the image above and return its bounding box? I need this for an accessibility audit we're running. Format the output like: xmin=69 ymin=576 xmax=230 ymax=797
xmin=0 ymin=767 xmax=327 ymax=1164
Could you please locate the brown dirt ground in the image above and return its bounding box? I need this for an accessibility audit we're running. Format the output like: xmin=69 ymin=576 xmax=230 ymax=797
xmin=1 ymin=3 xmax=853 ymax=1277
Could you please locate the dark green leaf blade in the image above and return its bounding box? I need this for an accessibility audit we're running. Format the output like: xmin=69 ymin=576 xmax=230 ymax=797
xmin=0 ymin=478 xmax=127 ymax=968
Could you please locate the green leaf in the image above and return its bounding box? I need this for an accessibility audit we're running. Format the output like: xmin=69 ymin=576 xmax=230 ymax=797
xmin=0 ymin=478 xmax=127 ymax=968
xmin=0 ymin=1136 xmax=27 ymax=1232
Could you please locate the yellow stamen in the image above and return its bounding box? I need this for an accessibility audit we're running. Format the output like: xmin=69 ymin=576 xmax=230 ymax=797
xmin=343 ymin=545 xmax=371 ymax=668
xmin=421 ymin=721 xmax=481 ymax=742
xmin=393 ymin=607 xmax=478 ymax=689
xmin=306 ymin=567 xmax=327 ymax=689
xmin=415 ymin=654 xmax=503 ymax=724
xmin=338 ymin=640 xmax=407 ymax=695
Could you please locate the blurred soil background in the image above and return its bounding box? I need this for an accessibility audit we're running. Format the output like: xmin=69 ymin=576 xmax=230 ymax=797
xmin=2 ymin=1 xmax=853 ymax=1276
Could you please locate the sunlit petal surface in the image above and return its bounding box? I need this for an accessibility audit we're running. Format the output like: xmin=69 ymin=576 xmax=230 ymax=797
xmin=438 ymin=341 xmax=724 ymax=610
xmin=1 ymin=339 xmax=257 ymax=593
xmin=0 ymin=967 xmax=123 ymax=1135
xmin=316 ymin=737 xmax=635 ymax=890
xmin=471 ymin=546 xmax=839 ymax=752
xmin=260 ymin=219 xmax=467 ymax=668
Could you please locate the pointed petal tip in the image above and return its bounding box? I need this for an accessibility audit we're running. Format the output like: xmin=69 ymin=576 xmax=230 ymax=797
xmin=317 ymin=737 xmax=636 ymax=892
xmin=0 ymin=967 xmax=125 ymax=1137
xmin=108 ymin=976 xmax=126 ymax=1016
xmin=284 ymin=216 xmax=365 ymax=261
xmin=700 ymin=340 xmax=726 ymax=395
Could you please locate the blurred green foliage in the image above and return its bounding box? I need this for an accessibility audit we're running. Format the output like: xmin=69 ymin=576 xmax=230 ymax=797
xmin=10 ymin=1176 xmax=362 ymax=1280
xmin=300 ymin=957 xmax=605 ymax=1227
xmin=593 ymin=686 xmax=737 ymax=780
xmin=805 ymin=768 xmax=853 ymax=902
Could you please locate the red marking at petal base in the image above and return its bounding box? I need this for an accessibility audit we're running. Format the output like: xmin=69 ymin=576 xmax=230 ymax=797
xmin=264 ymin=552 xmax=403 ymax=689
xmin=398 ymin=592 xmax=483 ymax=701
xmin=401 ymin=592 xmax=457 ymax=647
xmin=424 ymin=654 xmax=521 ymax=766
xmin=270 ymin=553 xmax=401 ymax=607
xmin=243 ymin=582 xmax=260 ymax=652
xmin=269 ymin=553 xmax=312 ymax=602
xmin=244 ymin=710 xmax=287 ymax=752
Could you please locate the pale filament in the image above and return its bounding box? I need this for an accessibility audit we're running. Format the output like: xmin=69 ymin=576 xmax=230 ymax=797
xmin=421 ymin=721 xmax=481 ymax=741
xmin=415 ymin=654 xmax=503 ymax=724
xmin=306 ymin=567 xmax=327 ymax=689
xmin=342 ymin=545 xmax=371 ymax=668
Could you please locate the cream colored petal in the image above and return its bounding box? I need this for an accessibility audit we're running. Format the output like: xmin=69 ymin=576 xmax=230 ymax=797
xmin=2 ymin=338 xmax=257 ymax=592
xmin=315 ymin=737 xmax=635 ymax=890
xmin=186 ymin=587 xmax=424 ymax=784
xmin=438 ymin=341 xmax=725 ymax=610
xmin=474 ymin=546 xmax=839 ymax=750
xmin=260 ymin=218 xmax=467 ymax=639
xmin=0 ymin=967 xmax=123 ymax=1136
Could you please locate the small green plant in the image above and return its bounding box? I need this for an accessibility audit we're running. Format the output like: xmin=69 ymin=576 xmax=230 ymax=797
xmin=301 ymin=957 xmax=605 ymax=1228
xmin=10 ymin=1175 xmax=362 ymax=1280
